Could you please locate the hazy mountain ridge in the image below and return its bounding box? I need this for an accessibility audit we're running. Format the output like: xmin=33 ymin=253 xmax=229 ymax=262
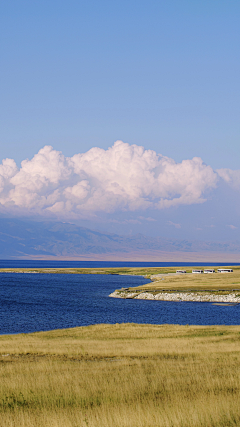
xmin=0 ymin=218 xmax=239 ymax=258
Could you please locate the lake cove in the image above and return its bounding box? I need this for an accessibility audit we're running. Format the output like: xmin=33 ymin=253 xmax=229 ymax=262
xmin=2 ymin=263 xmax=237 ymax=303
xmin=1 ymin=264 xmax=240 ymax=303
xmin=1 ymin=266 xmax=240 ymax=334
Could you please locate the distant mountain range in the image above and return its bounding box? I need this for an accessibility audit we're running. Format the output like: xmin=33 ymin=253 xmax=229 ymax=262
xmin=0 ymin=218 xmax=239 ymax=259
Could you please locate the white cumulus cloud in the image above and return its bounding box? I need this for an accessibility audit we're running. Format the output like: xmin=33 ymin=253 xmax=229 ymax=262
xmin=0 ymin=141 xmax=220 ymax=218
xmin=0 ymin=158 xmax=18 ymax=194
xmin=217 ymin=168 xmax=240 ymax=189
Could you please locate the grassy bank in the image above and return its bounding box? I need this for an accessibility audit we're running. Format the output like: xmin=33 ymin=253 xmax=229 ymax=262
xmin=126 ymin=266 xmax=240 ymax=294
xmin=1 ymin=323 xmax=240 ymax=426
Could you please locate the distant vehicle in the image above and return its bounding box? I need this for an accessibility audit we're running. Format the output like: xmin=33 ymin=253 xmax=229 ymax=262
xmin=217 ymin=269 xmax=233 ymax=273
xmin=204 ymin=269 xmax=215 ymax=273
xmin=192 ymin=270 xmax=203 ymax=274
xmin=176 ymin=270 xmax=186 ymax=274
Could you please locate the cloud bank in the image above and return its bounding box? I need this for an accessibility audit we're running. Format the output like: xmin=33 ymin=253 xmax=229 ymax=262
xmin=0 ymin=140 xmax=236 ymax=219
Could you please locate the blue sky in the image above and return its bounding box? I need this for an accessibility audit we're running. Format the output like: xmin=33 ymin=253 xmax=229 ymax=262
xmin=1 ymin=0 xmax=239 ymax=167
xmin=0 ymin=1 xmax=239 ymax=241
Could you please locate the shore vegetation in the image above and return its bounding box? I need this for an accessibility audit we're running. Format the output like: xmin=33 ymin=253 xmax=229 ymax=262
xmin=1 ymin=323 xmax=240 ymax=426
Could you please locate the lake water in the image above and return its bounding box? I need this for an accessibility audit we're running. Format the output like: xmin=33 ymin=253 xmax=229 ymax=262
xmin=0 ymin=261 xmax=239 ymax=333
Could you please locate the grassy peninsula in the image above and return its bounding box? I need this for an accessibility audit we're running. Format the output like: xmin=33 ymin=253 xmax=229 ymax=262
xmin=108 ymin=265 xmax=240 ymax=302
xmin=1 ymin=323 xmax=240 ymax=427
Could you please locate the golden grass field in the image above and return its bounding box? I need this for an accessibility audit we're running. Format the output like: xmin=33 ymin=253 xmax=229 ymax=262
xmin=1 ymin=323 xmax=240 ymax=427
xmin=127 ymin=265 xmax=240 ymax=293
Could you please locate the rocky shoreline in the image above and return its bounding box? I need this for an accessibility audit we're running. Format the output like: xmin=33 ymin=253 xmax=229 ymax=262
xmin=109 ymin=290 xmax=240 ymax=303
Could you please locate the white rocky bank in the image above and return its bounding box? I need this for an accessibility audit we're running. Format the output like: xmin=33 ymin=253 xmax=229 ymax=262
xmin=109 ymin=290 xmax=240 ymax=303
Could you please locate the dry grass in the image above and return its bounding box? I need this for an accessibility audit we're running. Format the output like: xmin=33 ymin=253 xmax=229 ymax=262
xmin=129 ymin=267 xmax=240 ymax=293
xmin=0 ymin=323 xmax=240 ymax=426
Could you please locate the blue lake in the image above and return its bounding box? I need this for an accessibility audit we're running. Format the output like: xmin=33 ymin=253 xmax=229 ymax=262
xmin=0 ymin=260 xmax=240 ymax=333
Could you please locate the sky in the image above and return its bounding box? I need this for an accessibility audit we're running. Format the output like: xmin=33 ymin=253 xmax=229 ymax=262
xmin=0 ymin=0 xmax=239 ymax=241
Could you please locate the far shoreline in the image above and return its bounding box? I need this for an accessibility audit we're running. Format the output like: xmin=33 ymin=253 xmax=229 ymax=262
xmin=1 ymin=264 xmax=240 ymax=304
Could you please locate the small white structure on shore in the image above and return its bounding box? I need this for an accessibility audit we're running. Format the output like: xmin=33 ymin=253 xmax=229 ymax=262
xmin=204 ymin=269 xmax=215 ymax=273
xmin=192 ymin=270 xmax=203 ymax=274
xmin=176 ymin=270 xmax=187 ymax=274
xmin=217 ymin=269 xmax=233 ymax=273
